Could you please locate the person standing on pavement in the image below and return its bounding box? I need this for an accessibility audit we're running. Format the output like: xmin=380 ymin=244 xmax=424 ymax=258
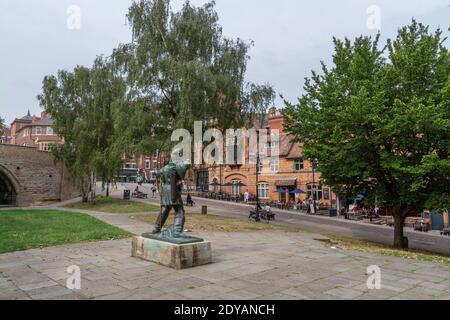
xmin=244 ymin=190 xmax=250 ymax=203
xmin=151 ymin=185 xmax=157 ymax=198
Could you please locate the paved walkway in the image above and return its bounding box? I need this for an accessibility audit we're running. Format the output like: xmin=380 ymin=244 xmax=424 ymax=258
xmin=1 ymin=207 xmax=450 ymax=300
xmin=101 ymin=183 xmax=450 ymax=256
xmin=127 ymin=187 xmax=450 ymax=256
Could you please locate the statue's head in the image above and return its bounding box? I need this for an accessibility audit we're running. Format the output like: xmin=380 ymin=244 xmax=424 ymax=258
xmin=175 ymin=160 xmax=190 ymax=179
xmin=169 ymin=147 xmax=191 ymax=176
xmin=170 ymin=146 xmax=191 ymax=166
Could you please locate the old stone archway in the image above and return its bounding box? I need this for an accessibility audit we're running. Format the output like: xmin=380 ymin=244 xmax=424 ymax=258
xmin=0 ymin=169 xmax=17 ymax=206
xmin=0 ymin=145 xmax=79 ymax=207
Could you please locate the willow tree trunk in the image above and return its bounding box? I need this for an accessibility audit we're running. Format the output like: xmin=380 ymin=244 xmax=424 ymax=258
xmin=393 ymin=214 xmax=408 ymax=249
xmin=81 ymin=183 xmax=89 ymax=203
xmin=89 ymin=171 xmax=96 ymax=205
xmin=82 ymin=192 xmax=88 ymax=203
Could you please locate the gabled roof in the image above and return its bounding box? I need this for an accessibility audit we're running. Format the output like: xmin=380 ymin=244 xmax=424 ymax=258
xmin=32 ymin=117 xmax=53 ymax=126
xmin=286 ymin=141 xmax=303 ymax=159
xmin=278 ymin=134 xmax=292 ymax=157
xmin=277 ymin=134 xmax=303 ymax=159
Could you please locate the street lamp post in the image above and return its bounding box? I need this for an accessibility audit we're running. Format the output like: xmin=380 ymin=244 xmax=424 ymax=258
xmin=311 ymin=158 xmax=319 ymax=214
xmin=255 ymin=149 xmax=261 ymax=222
xmin=217 ymin=161 xmax=223 ymax=194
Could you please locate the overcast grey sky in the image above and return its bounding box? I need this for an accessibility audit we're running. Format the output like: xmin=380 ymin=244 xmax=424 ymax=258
xmin=1 ymin=0 xmax=449 ymax=124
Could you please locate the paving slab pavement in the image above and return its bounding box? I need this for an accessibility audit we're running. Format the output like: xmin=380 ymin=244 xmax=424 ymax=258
xmin=1 ymin=207 xmax=450 ymax=300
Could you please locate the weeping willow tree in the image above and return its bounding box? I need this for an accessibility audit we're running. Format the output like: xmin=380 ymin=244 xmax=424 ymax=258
xmin=112 ymin=0 xmax=275 ymax=158
xmin=38 ymin=0 xmax=274 ymax=202
xmin=38 ymin=57 xmax=126 ymax=203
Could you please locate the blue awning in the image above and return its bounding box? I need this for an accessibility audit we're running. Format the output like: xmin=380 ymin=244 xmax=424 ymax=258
xmin=290 ymin=189 xmax=307 ymax=194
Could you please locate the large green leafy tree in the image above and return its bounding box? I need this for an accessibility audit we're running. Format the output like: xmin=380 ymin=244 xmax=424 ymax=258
xmin=284 ymin=20 xmax=450 ymax=248
xmin=112 ymin=0 xmax=274 ymax=157
xmin=38 ymin=57 xmax=126 ymax=203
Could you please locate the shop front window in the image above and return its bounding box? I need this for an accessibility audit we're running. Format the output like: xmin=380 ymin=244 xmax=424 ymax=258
xmin=231 ymin=180 xmax=241 ymax=195
xmin=196 ymin=170 xmax=209 ymax=192
xmin=307 ymin=184 xmax=323 ymax=200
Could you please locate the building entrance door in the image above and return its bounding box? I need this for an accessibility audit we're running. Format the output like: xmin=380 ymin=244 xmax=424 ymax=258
xmin=288 ymin=186 xmax=296 ymax=202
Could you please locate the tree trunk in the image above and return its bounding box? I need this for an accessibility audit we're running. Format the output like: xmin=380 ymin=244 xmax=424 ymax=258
xmin=89 ymin=171 xmax=96 ymax=205
xmin=393 ymin=214 xmax=408 ymax=249
xmin=81 ymin=183 xmax=88 ymax=203
xmin=106 ymin=182 xmax=110 ymax=198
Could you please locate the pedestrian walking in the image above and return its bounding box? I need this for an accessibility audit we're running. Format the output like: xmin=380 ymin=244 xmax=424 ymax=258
xmin=186 ymin=193 xmax=194 ymax=207
xmin=244 ymin=190 xmax=250 ymax=203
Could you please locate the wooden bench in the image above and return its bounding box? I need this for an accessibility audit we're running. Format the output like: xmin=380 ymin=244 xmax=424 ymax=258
xmin=249 ymin=210 xmax=276 ymax=221
xmin=414 ymin=222 xmax=430 ymax=232
xmin=132 ymin=192 xmax=148 ymax=199
xmin=186 ymin=200 xmax=195 ymax=207
xmin=264 ymin=211 xmax=276 ymax=221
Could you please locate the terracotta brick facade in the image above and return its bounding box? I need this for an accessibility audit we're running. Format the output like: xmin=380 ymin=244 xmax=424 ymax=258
xmin=193 ymin=108 xmax=336 ymax=205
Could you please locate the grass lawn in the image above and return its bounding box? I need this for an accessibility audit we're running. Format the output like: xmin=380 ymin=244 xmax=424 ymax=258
xmin=66 ymin=196 xmax=160 ymax=214
xmin=131 ymin=212 xmax=303 ymax=233
xmin=326 ymin=235 xmax=450 ymax=266
xmin=0 ymin=209 xmax=132 ymax=254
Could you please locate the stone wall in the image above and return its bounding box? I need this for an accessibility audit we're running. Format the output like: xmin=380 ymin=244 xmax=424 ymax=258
xmin=0 ymin=144 xmax=79 ymax=206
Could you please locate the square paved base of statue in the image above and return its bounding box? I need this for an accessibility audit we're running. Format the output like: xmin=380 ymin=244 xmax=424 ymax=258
xmin=131 ymin=236 xmax=212 ymax=270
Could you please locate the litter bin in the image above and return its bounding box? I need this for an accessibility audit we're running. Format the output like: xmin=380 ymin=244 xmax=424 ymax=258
xmin=123 ymin=190 xmax=131 ymax=201
xmin=329 ymin=209 xmax=338 ymax=217
xmin=431 ymin=212 xmax=444 ymax=231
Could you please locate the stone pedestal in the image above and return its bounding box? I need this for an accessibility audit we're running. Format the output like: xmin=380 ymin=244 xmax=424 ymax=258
xmin=131 ymin=236 xmax=212 ymax=270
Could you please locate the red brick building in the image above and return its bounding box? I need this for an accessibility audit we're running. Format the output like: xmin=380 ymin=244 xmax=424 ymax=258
xmin=10 ymin=111 xmax=63 ymax=151
xmin=1 ymin=126 xmax=12 ymax=144
xmin=120 ymin=151 xmax=164 ymax=183
xmin=8 ymin=111 xmax=164 ymax=183
xmin=193 ymin=107 xmax=336 ymax=206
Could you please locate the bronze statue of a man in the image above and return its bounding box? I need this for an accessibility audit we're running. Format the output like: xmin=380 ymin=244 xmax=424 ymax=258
xmin=142 ymin=157 xmax=203 ymax=244
xmin=151 ymin=159 xmax=189 ymax=238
